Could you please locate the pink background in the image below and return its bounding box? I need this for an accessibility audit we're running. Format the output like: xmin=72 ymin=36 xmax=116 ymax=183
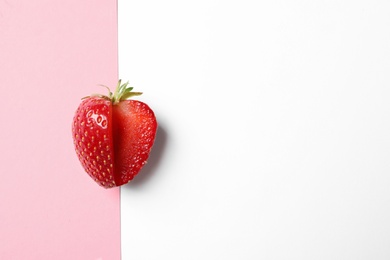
xmin=0 ymin=0 xmax=120 ymax=259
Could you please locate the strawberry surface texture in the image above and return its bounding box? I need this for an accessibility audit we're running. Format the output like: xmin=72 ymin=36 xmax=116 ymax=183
xmin=72 ymin=80 xmax=157 ymax=188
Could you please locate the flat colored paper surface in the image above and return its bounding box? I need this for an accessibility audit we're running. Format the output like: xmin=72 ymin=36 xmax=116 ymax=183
xmin=119 ymin=0 xmax=390 ymax=259
xmin=0 ymin=1 xmax=120 ymax=259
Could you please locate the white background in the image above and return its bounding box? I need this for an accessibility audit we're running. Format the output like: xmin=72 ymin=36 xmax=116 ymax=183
xmin=119 ymin=1 xmax=390 ymax=259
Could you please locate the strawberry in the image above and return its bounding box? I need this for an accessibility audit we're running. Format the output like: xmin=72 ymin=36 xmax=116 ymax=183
xmin=72 ymin=80 xmax=157 ymax=188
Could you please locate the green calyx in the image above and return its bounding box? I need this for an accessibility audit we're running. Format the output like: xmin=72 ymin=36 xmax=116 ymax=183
xmin=110 ymin=79 xmax=143 ymax=104
xmin=86 ymin=79 xmax=142 ymax=104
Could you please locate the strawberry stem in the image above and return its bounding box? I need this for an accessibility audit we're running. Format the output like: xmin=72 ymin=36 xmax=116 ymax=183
xmin=112 ymin=80 xmax=142 ymax=104
xmin=83 ymin=80 xmax=142 ymax=103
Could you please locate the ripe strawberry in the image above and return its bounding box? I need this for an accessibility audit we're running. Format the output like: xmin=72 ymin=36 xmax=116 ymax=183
xmin=72 ymin=80 xmax=157 ymax=188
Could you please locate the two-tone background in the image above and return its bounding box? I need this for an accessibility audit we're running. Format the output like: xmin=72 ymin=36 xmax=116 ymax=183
xmin=1 ymin=0 xmax=390 ymax=259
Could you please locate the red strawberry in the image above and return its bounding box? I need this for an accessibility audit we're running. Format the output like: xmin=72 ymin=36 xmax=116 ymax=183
xmin=72 ymin=80 xmax=157 ymax=188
